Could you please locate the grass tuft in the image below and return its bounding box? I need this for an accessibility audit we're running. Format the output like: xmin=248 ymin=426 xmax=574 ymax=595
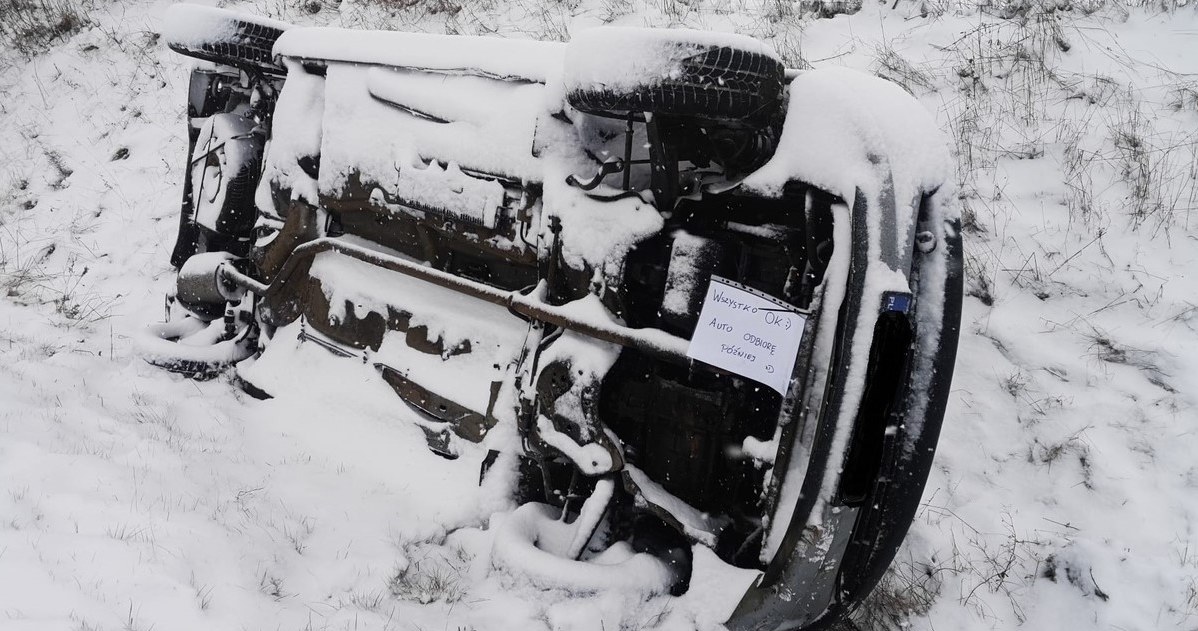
xmin=387 ymin=544 xmax=470 ymax=604
xmin=0 ymin=0 xmax=91 ymax=56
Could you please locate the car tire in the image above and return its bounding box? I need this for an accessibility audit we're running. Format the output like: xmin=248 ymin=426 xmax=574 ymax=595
xmin=626 ymin=510 xmax=693 ymax=597
xmin=564 ymin=28 xmax=785 ymax=127
xmin=163 ymin=4 xmax=289 ymax=74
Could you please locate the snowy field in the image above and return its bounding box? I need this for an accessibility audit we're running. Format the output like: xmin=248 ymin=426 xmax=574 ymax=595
xmin=1 ymin=1 xmax=1197 ymax=630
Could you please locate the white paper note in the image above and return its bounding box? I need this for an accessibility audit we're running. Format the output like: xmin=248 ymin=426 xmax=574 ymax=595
xmin=686 ymin=276 xmax=806 ymax=395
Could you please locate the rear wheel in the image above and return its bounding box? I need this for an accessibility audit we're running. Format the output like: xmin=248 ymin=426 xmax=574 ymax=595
xmin=162 ymin=4 xmax=290 ymax=74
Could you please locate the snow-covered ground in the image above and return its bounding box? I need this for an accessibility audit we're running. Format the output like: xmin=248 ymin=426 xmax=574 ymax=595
xmin=1 ymin=1 xmax=1196 ymax=630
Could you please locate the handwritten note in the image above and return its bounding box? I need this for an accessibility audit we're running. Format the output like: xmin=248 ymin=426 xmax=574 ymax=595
xmin=686 ymin=276 xmax=806 ymax=395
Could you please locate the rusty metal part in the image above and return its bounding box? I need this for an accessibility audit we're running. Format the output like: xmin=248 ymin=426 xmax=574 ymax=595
xmin=376 ymin=364 xmax=499 ymax=443
xmin=256 ymin=197 xmax=323 ymax=280
xmin=217 ymin=238 xmax=691 ymax=364
xmin=296 ymin=323 xmax=357 ymax=358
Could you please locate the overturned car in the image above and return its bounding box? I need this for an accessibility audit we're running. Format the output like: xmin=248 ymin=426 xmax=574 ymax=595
xmin=148 ymin=5 xmax=962 ymax=629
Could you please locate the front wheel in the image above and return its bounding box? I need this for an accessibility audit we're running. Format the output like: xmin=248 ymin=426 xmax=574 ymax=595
xmin=490 ymin=478 xmax=692 ymax=596
xmin=563 ymin=27 xmax=785 ymax=128
xmin=139 ymin=296 xmax=257 ymax=378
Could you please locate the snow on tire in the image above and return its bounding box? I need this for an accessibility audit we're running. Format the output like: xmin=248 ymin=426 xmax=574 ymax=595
xmin=138 ymin=314 xmax=256 ymax=378
xmin=163 ymin=4 xmax=291 ymax=73
xmin=490 ymin=503 xmax=679 ymax=595
xmin=563 ymin=27 xmax=785 ymax=126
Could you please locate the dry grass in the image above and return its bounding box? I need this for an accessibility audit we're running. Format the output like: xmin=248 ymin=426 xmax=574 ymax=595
xmin=387 ymin=543 xmax=471 ymax=604
xmin=0 ymin=0 xmax=91 ymax=56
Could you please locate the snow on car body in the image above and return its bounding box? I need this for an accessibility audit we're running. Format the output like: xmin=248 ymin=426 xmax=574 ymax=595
xmin=151 ymin=5 xmax=963 ymax=629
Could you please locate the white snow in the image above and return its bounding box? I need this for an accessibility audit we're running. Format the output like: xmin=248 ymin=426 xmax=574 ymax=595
xmin=489 ymin=502 xmax=675 ymax=594
xmin=375 ymin=159 xmax=507 ymax=228
xmin=275 ymin=27 xmax=564 ymax=82
xmin=138 ymin=317 xmax=254 ymax=366
xmin=258 ymin=57 xmax=325 ymax=208
xmin=625 ymin=465 xmax=725 ymax=547
xmin=660 ymin=230 xmax=711 ymax=319
xmin=541 ymin=160 xmax=666 ymax=272
xmin=309 ymin=249 xmax=528 ymax=415
xmin=741 ymin=65 xmax=952 ymax=242
xmin=365 ymin=65 xmax=542 ymax=127
xmin=316 ymin=62 xmax=545 ymax=193
xmin=738 ymin=434 xmax=777 ymax=465
xmin=536 ymin=416 xmax=616 ymax=475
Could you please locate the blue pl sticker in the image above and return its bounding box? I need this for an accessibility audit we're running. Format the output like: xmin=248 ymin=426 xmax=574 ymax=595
xmin=882 ymin=292 xmax=912 ymax=314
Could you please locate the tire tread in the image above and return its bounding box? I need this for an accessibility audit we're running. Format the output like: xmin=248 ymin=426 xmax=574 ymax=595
xmin=568 ymin=44 xmax=784 ymax=126
xmin=168 ymin=17 xmax=287 ymax=73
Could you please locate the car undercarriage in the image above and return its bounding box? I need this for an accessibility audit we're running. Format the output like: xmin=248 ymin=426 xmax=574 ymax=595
xmin=145 ymin=5 xmax=963 ymax=629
